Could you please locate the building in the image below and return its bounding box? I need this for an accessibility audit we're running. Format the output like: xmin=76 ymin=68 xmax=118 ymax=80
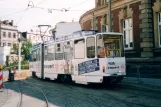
xmin=6 ymin=54 xmax=24 ymax=65
xmin=79 ymin=0 xmax=161 ymax=58
xmin=22 ymin=28 xmax=53 ymax=45
xmin=0 ymin=46 xmax=10 ymax=66
xmin=0 ymin=20 xmax=18 ymax=47
xmin=55 ymin=22 xmax=81 ymax=37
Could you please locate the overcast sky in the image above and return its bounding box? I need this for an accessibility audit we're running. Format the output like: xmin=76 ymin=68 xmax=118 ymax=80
xmin=0 ymin=0 xmax=94 ymax=32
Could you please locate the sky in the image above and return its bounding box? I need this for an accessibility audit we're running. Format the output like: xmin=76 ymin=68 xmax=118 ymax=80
xmin=0 ymin=0 xmax=95 ymax=32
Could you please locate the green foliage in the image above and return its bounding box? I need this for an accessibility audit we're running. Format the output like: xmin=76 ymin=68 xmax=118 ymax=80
xmin=12 ymin=43 xmax=18 ymax=54
xmin=21 ymin=40 xmax=32 ymax=60
xmin=12 ymin=40 xmax=32 ymax=60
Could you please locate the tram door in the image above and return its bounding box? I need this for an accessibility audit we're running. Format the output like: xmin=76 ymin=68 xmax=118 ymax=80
xmin=64 ymin=41 xmax=73 ymax=74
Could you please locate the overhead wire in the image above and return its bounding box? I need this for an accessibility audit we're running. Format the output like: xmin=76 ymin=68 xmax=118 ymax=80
xmin=67 ymin=0 xmax=89 ymax=10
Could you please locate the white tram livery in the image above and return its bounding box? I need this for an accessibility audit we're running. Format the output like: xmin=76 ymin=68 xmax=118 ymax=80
xmin=29 ymin=30 xmax=126 ymax=85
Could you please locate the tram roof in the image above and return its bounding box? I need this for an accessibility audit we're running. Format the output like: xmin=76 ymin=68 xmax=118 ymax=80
xmin=97 ymin=32 xmax=123 ymax=36
xmin=32 ymin=31 xmax=123 ymax=47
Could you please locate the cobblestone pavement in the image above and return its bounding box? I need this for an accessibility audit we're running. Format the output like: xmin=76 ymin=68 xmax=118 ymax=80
xmin=0 ymin=77 xmax=161 ymax=107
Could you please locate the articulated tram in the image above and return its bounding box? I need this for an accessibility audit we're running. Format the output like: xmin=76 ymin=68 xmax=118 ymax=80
xmin=29 ymin=30 xmax=126 ymax=85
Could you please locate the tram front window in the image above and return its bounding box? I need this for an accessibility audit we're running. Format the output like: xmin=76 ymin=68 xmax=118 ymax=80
xmin=97 ymin=34 xmax=124 ymax=58
xmin=103 ymin=34 xmax=123 ymax=57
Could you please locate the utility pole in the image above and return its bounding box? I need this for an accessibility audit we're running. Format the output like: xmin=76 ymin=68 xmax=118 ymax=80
xmin=108 ymin=0 xmax=112 ymax=32
xmin=18 ymin=32 xmax=21 ymax=72
xmin=38 ymin=25 xmax=51 ymax=79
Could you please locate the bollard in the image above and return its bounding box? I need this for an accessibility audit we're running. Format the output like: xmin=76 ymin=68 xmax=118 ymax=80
xmin=136 ymin=65 xmax=141 ymax=83
xmin=0 ymin=65 xmax=3 ymax=92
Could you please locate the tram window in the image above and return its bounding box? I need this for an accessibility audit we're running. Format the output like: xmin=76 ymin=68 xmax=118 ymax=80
xmin=64 ymin=41 xmax=73 ymax=60
xmin=86 ymin=37 xmax=95 ymax=58
xmin=44 ymin=46 xmax=48 ymax=61
xmin=96 ymin=35 xmax=105 ymax=58
xmin=103 ymin=35 xmax=122 ymax=57
xmin=30 ymin=51 xmax=36 ymax=62
xmin=74 ymin=39 xmax=85 ymax=59
xmin=48 ymin=44 xmax=55 ymax=61
xmin=55 ymin=43 xmax=63 ymax=60
xmin=44 ymin=44 xmax=55 ymax=61
xmin=36 ymin=49 xmax=40 ymax=61
xmin=56 ymin=44 xmax=60 ymax=52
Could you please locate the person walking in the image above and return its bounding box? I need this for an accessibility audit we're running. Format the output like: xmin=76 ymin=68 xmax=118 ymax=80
xmin=8 ymin=66 xmax=16 ymax=82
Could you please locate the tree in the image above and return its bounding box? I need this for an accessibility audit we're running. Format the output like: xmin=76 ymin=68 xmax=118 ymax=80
xmin=21 ymin=40 xmax=32 ymax=60
xmin=12 ymin=43 xmax=18 ymax=54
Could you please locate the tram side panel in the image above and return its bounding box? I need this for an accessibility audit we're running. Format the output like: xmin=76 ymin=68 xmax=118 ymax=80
xmin=43 ymin=43 xmax=65 ymax=80
xmin=29 ymin=47 xmax=42 ymax=78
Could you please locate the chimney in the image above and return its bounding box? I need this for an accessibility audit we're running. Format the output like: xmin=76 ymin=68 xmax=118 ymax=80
xmin=11 ymin=20 xmax=13 ymax=26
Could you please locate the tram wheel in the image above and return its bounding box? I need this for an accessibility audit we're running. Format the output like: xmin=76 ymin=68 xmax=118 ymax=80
xmin=57 ymin=74 xmax=72 ymax=83
xmin=32 ymin=72 xmax=36 ymax=78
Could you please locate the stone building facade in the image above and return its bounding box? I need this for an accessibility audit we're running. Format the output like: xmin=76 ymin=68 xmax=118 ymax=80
xmin=0 ymin=20 xmax=18 ymax=47
xmin=79 ymin=0 xmax=161 ymax=58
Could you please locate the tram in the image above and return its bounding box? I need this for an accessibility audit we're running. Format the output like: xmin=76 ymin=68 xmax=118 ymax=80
xmin=29 ymin=30 xmax=126 ymax=85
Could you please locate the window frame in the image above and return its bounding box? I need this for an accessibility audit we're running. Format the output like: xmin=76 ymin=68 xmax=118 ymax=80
xmin=123 ymin=18 xmax=134 ymax=50
xmin=8 ymin=32 xmax=11 ymax=38
xmin=3 ymin=42 xmax=6 ymax=46
xmin=13 ymin=33 xmax=16 ymax=38
xmin=96 ymin=35 xmax=105 ymax=58
xmin=74 ymin=38 xmax=85 ymax=59
xmin=55 ymin=43 xmax=64 ymax=60
xmin=86 ymin=37 xmax=96 ymax=58
xmin=8 ymin=43 xmax=11 ymax=46
xmin=3 ymin=32 xmax=6 ymax=38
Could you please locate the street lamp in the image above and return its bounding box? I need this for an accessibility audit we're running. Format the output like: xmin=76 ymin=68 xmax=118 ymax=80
xmin=18 ymin=33 xmax=21 ymax=72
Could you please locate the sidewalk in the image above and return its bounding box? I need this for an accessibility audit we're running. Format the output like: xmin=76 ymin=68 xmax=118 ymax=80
xmin=121 ymin=77 xmax=161 ymax=92
xmin=3 ymin=70 xmax=30 ymax=82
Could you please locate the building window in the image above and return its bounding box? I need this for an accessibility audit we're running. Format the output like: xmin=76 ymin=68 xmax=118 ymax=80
xmin=102 ymin=25 xmax=108 ymax=32
xmin=86 ymin=37 xmax=95 ymax=58
xmin=13 ymin=33 xmax=16 ymax=38
xmin=3 ymin=32 xmax=6 ymax=38
xmin=123 ymin=18 xmax=133 ymax=50
xmin=104 ymin=0 xmax=108 ymax=4
xmin=158 ymin=12 xmax=161 ymax=47
xmin=8 ymin=32 xmax=11 ymax=38
xmin=3 ymin=42 xmax=6 ymax=46
xmin=8 ymin=43 xmax=11 ymax=46
xmin=93 ymin=17 xmax=98 ymax=30
xmin=102 ymin=14 xmax=108 ymax=32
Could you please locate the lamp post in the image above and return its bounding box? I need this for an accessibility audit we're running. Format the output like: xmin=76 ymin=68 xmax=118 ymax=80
xmin=18 ymin=34 xmax=21 ymax=72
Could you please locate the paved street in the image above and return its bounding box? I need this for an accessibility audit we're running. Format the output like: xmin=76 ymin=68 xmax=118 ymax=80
xmin=0 ymin=77 xmax=161 ymax=107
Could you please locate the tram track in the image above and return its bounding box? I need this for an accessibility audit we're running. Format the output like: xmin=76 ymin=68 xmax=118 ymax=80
xmin=0 ymin=85 xmax=12 ymax=107
xmin=26 ymin=78 xmax=161 ymax=107
xmin=1 ymin=82 xmax=22 ymax=107
xmin=15 ymin=80 xmax=50 ymax=107
xmin=24 ymin=80 xmax=99 ymax=107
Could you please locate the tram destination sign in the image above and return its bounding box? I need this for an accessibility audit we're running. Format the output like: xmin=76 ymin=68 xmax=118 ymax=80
xmin=78 ymin=59 xmax=100 ymax=74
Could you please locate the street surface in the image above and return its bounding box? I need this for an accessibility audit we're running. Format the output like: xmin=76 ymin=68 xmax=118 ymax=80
xmin=0 ymin=77 xmax=161 ymax=107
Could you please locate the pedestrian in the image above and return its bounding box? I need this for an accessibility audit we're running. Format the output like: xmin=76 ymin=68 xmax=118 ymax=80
xmin=8 ymin=66 xmax=16 ymax=82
